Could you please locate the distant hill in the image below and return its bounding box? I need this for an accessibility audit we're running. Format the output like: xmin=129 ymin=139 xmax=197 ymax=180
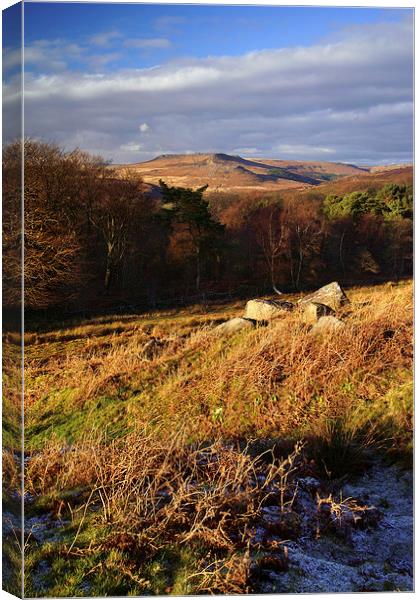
xmin=279 ymin=165 xmax=413 ymax=205
xmin=368 ymin=163 xmax=413 ymax=173
xmin=115 ymin=153 xmax=370 ymax=193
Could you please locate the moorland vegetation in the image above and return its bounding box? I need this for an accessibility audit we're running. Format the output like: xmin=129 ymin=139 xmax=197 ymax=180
xmin=2 ymin=140 xmax=413 ymax=595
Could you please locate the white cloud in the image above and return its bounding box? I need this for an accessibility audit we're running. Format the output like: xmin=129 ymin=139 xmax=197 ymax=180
xmin=89 ymin=30 xmax=122 ymax=47
xmin=4 ymin=39 xmax=86 ymax=74
xmin=3 ymin=47 xmax=22 ymax=70
xmin=273 ymin=144 xmax=335 ymax=156
xmin=88 ymin=53 xmax=122 ymax=70
xmin=232 ymin=147 xmax=259 ymax=155
xmin=124 ymin=38 xmax=171 ymax=49
xmin=120 ymin=142 xmax=143 ymax=152
xmin=139 ymin=123 xmax=150 ymax=132
xmin=11 ymin=17 xmax=413 ymax=164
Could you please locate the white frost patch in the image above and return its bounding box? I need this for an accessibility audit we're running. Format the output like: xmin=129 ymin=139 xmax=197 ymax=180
xmin=264 ymin=461 xmax=413 ymax=593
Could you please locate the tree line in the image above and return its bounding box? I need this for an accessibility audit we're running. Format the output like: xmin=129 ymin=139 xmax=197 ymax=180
xmin=2 ymin=140 xmax=413 ymax=313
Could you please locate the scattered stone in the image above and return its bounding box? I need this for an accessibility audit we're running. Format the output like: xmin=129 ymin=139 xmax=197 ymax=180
xmin=244 ymin=299 xmax=294 ymax=321
xmin=311 ymin=316 xmax=345 ymax=335
xmin=302 ymin=301 xmax=335 ymax=324
xmin=214 ymin=317 xmax=256 ymax=334
xmin=297 ymin=476 xmax=322 ymax=495
xmin=141 ymin=337 xmax=167 ymax=359
xmin=261 ymin=508 xmax=301 ymax=539
xmin=267 ymin=462 xmax=413 ymax=594
xmin=299 ymin=281 xmax=350 ymax=311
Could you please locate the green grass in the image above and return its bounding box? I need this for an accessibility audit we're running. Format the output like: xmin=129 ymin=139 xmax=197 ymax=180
xmin=24 ymin=282 xmax=413 ymax=453
xmin=24 ymin=522 xmax=203 ymax=598
xmin=20 ymin=281 xmax=413 ymax=596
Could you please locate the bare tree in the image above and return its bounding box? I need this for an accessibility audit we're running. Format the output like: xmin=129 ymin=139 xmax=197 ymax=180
xmin=89 ymin=172 xmax=146 ymax=292
xmin=285 ymin=201 xmax=323 ymax=290
xmin=254 ymin=205 xmax=286 ymax=295
xmin=3 ymin=140 xmax=92 ymax=309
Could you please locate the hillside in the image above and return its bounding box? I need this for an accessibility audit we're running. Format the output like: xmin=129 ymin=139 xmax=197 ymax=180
xmin=369 ymin=163 xmax=413 ymax=173
xmin=250 ymin=157 xmax=369 ymax=178
xmin=17 ymin=281 xmax=413 ymax=596
xmin=116 ymin=153 xmax=370 ymax=192
xmin=281 ymin=165 xmax=413 ymax=203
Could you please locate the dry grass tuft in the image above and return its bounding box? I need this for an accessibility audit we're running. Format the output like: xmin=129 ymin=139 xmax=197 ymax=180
xmin=25 ymin=428 xmax=305 ymax=593
xmin=20 ymin=282 xmax=413 ymax=595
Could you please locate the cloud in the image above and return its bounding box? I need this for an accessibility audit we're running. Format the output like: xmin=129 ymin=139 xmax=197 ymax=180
xmin=4 ymin=39 xmax=86 ymax=74
xmin=89 ymin=30 xmax=122 ymax=47
xmin=12 ymin=17 xmax=413 ymax=164
xmin=88 ymin=53 xmax=122 ymax=70
xmin=273 ymin=144 xmax=335 ymax=156
xmin=120 ymin=142 xmax=143 ymax=152
xmin=139 ymin=123 xmax=150 ymax=132
xmin=232 ymin=147 xmax=259 ymax=156
xmin=124 ymin=38 xmax=172 ymax=49
xmin=3 ymin=47 xmax=22 ymax=71
xmin=154 ymin=16 xmax=186 ymax=31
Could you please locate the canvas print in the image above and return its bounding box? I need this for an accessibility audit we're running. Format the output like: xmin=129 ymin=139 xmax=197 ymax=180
xmin=2 ymin=1 xmax=414 ymax=596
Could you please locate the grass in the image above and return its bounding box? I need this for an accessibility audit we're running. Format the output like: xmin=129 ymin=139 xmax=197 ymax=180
xmin=15 ymin=280 xmax=414 ymax=595
xmin=23 ymin=432 xmax=304 ymax=596
xmin=25 ymin=281 xmax=412 ymax=454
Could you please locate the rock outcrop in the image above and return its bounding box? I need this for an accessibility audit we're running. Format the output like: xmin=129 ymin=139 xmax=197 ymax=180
xmin=302 ymin=301 xmax=335 ymax=324
xmin=215 ymin=317 xmax=256 ymax=334
xmin=216 ymin=281 xmax=349 ymax=335
xmin=299 ymin=282 xmax=349 ymax=312
xmin=311 ymin=316 xmax=345 ymax=335
xmin=244 ymin=299 xmax=294 ymax=321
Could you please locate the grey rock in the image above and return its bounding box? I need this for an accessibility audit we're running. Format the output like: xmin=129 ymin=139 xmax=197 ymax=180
xmin=299 ymin=281 xmax=350 ymax=311
xmin=244 ymin=299 xmax=294 ymax=321
xmin=311 ymin=315 xmax=345 ymax=334
xmin=215 ymin=317 xmax=256 ymax=334
xmin=302 ymin=301 xmax=335 ymax=324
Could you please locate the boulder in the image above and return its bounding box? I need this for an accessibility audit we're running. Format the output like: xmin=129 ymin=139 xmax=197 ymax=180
xmin=302 ymin=301 xmax=335 ymax=324
xmin=215 ymin=317 xmax=255 ymax=334
xmin=311 ymin=316 xmax=345 ymax=335
xmin=244 ymin=299 xmax=294 ymax=321
xmin=299 ymin=281 xmax=349 ymax=311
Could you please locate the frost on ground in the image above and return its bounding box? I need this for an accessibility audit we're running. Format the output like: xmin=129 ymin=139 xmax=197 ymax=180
xmin=3 ymin=454 xmax=413 ymax=596
xmin=261 ymin=462 xmax=413 ymax=593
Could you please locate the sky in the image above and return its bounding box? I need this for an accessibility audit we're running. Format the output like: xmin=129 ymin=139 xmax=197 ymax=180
xmin=3 ymin=2 xmax=414 ymax=165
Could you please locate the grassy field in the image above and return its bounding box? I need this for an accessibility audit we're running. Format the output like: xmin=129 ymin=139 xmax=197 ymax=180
xmin=6 ymin=280 xmax=413 ymax=595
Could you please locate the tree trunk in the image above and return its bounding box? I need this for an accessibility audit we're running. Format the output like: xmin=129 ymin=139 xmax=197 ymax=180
xmin=271 ymin=255 xmax=282 ymax=295
xmin=104 ymin=261 xmax=112 ymax=292
xmin=296 ymin=249 xmax=304 ymax=290
xmin=196 ymin=248 xmax=201 ymax=292
xmin=339 ymin=231 xmax=346 ymax=275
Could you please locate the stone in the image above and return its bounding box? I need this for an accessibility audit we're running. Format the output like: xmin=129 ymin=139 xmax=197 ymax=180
xmin=302 ymin=302 xmax=335 ymax=324
xmin=299 ymin=282 xmax=350 ymax=312
xmin=215 ymin=317 xmax=255 ymax=334
xmin=142 ymin=337 xmax=166 ymax=359
xmin=244 ymin=299 xmax=294 ymax=321
xmin=311 ymin=316 xmax=345 ymax=335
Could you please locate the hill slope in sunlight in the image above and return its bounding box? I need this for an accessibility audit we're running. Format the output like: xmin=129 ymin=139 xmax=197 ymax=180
xmin=116 ymin=152 xmax=370 ymax=192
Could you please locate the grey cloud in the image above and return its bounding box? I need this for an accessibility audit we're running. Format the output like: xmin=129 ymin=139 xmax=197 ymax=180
xmin=89 ymin=30 xmax=122 ymax=47
xmin=16 ymin=17 xmax=413 ymax=164
xmin=4 ymin=39 xmax=86 ymax=73
xmin=124 ymin=38 xmax=172 ymax=49
xmin=87 ymin=52 xmax=122 ymax=70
